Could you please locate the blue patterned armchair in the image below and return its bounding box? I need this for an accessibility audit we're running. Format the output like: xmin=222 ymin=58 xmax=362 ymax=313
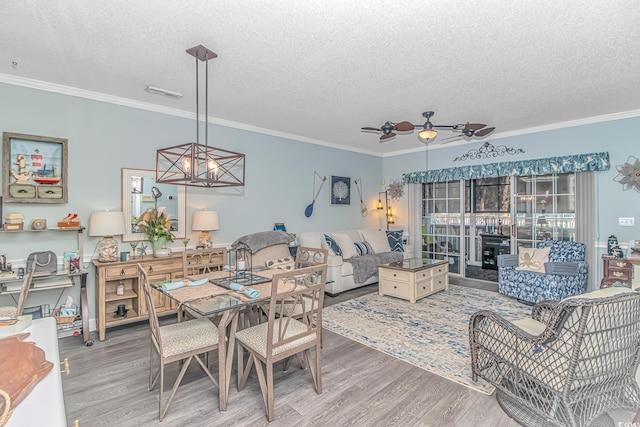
xmin=498 ymin=240 xmax=588 ymax=303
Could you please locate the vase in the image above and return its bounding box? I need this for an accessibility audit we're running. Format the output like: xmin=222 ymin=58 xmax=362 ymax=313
xmin=151 ymin=237 xmax=171 ymax=258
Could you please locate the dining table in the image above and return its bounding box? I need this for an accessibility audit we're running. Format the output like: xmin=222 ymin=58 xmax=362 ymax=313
xmin=150 ymin=268 xmax=280 ymax=412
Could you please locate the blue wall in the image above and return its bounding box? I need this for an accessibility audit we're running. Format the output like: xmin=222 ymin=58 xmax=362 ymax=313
xmin=0 ymin=82 xmax=384 ymax=316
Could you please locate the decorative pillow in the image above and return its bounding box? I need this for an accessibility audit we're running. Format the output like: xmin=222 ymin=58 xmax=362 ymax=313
xmin=516 ymin=247 xmax=551 ymax=273
xmin=265 ymin=256 xmax=295 ymax=270
xmin=354 ymin=241 xmax=374 ymax=256
xmin=324 ymin=234 xmax=342 ymax=257
xmin=386 ymin=230 xmax=404 ymax=252
xmin=331 ymin=233 xmax=358 ymax=259
xmin=361 ymin=229 xmax=392 ymax=254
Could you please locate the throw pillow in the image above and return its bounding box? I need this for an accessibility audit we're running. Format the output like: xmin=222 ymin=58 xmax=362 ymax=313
xmin=361 ymin=229 xmax=392 ymax=254
xmin=516 ymin=247 xmax=551 ymax=273
xmin=332 ymin=233 xmax=358 ymax=259
xmin=324 ymin=234 xmax=342 ymax=257
xmin=353 ymin=241 xmax=374 ymax=256
xmin=386 ymin=230 xmax=404 ymax=252
xmin=265 ymin=256 xmax=295 ymax=270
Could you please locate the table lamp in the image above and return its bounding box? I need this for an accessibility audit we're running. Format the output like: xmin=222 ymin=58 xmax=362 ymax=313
xmin=89 ymin=211 xmax=126 ymax=262
xmin=192 ymin=210 xmax=219 ymax=248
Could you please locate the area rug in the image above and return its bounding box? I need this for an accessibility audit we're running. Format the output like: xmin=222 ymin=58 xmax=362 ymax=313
xmin=322 ymin=285 xmax=531 ymax=394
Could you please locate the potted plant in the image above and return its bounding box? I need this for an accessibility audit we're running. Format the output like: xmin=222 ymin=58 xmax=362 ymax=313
xmin=136 ymin=208 xmax=174 ymax=257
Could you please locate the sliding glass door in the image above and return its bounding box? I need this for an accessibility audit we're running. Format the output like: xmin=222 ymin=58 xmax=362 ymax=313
xmin=422 ymin=181 xmax=462 ymax=274
xmin=421 ymin=172 xmax=577 ymax=277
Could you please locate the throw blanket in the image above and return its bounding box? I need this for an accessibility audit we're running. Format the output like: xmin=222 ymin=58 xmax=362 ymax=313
xmin=345 ymin=251 xmax=404 ymax=284
xmin=231 ymin=230 xmax=293 ymax=253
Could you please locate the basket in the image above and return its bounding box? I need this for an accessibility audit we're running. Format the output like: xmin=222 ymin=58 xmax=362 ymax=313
xmin=54 ymin=308 xmax=78 ymax=324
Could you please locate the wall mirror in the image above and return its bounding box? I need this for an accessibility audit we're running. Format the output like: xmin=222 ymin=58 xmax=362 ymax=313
xmin=121 ymin=168 xmax=186 ymax=242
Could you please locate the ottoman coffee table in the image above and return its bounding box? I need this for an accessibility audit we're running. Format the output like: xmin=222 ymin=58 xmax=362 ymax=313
xmin=378 ymin=258 xmax=448 ymax=303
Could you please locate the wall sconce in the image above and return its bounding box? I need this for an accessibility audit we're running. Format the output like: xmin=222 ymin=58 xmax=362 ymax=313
xmin=377 ymin=190 xmax=394 ymax=230
xmin=89 ymin=211 xmax=126 ymax=262
xmin=192 ymin=209 xmax=219 ymax=248
xmin=377 ymin=192 xmax=385 ymax=210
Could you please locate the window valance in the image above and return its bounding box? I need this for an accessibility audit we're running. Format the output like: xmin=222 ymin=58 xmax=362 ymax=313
xmin=402 ymin=152 xmax=610 ymax=184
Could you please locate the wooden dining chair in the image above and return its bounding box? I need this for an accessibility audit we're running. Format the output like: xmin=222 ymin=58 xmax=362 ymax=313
xmin=0 ymin=260 xmax=35 ymax=318
xmin=138 ymin=264 xmax=220 ymax=421
xmin=235 ymin=264 xmax=328 ymax=422
xmin=181 ymin=248 xmax=228 ymax=277
xmin=295 ymin=246 xmax=328 ymax=269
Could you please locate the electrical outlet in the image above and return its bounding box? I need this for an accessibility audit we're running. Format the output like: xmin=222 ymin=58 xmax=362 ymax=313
xmin=619 ymin=217 xmax=635 ymax=226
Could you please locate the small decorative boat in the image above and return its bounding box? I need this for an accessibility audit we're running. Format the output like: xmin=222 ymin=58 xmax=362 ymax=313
xmin=33 ymin=164 xmax=60 ymax=185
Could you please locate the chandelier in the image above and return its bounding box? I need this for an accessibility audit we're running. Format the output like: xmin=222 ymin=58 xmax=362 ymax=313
xmin=156 ymin=45 xmax=245 ymax=188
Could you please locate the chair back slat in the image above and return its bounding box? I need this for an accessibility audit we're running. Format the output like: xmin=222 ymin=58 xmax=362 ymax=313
xmin=15 ymin=259 xmax=36 ymax=316
xmin=266 ymin=264 xmax=327 ymax=356
xmin=138 ymin=264 xmax=162 ymax=352
xmin=182 ymin=248 xmax=227 ymax=277
xmin=295 ymin=247 xmax=328 ymax=269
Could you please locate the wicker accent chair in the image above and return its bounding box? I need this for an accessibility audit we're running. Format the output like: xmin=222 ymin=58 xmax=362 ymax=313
xmin=498 ymin=240 xmax=588 ymax=303
xmin=0 ymin=260 xmax=35 ymax=318
xmin=236 ymin=264 xmax=328 ymax=422
xmin=469 ymin=287 xmax=640 ymax=427
xmin=138 ymin=264 xmax=220 ymax=421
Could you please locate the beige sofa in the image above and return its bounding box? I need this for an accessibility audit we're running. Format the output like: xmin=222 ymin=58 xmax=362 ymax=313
xmin=298 ymin=229 xmax=413 ymax=295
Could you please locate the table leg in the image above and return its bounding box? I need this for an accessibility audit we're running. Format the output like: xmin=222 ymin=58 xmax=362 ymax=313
xmin=216 ymin=309 xmax=240 ymax=412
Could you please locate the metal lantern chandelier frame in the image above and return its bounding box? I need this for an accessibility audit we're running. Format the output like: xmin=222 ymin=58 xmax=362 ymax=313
xmin=156 ymin=45 xmax=245 ymax=188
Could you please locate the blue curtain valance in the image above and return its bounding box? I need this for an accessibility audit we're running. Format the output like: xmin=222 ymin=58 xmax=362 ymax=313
xmin=402 ymin=152 xmax=610 ymax=184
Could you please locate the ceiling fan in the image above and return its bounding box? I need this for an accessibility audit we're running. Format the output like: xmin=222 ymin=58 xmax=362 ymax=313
xmin=361 ymin=111 xmax=495 ymax=144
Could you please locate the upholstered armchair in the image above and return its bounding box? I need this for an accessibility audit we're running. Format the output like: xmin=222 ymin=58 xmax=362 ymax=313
xmin=470 ymin=287 xmax=640 ymax=427
xmin=498 ymin=240 xmax=588 ymax=303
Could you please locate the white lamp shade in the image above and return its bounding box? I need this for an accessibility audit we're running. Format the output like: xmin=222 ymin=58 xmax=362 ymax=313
xmin=192 ymin=210 xmax=219 ymax=231
xmin=89 ymin=211 xmax=126 ymax=237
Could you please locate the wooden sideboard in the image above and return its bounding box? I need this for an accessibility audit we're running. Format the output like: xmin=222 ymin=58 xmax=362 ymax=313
xmin=93 ymin=248 xmax=226 ymax=341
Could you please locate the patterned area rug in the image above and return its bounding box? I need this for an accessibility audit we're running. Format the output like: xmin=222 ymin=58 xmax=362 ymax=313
xmin=322 ymin=285 xmax=531 ymax=394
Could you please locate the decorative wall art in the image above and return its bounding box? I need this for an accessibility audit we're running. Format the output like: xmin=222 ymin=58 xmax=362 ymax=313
xmin=613 ymin=156 xmax=640 ymax=193
xmin=304 ymin=171 xmax=327 ymax=217
xmin=2 ymin=132 xmax=68 ymax=203
xmin=387 ymin=179 xmax=405 ymax=201
xmin=331 ymin=175 xmax=350 ymax=205
xmin=454 ymin=141 xmax=525 ymax=162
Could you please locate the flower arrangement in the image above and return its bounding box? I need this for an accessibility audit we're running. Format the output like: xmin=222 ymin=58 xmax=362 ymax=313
xmin=136 ymin=208 xmax=174 ymax=246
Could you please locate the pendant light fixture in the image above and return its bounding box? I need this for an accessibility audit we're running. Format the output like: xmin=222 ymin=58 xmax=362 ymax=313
xmin=156 ymin=45 xmax=245 ymax=188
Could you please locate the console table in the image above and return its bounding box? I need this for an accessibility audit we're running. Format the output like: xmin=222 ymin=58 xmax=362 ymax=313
xmin=378 ymin=258 xmax=448 ymax=303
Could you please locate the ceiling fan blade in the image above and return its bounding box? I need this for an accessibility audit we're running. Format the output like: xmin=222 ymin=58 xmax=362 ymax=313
xmin=474 ymin=127 xmax=495 ymax=137
xmin=361 ymin=126 xmax=381 ymax=132
xmin=463 ymin=123 xmax=486 ymax=131
xmin=379 ymin=133 xmax=396 ymax=142
xmin=394 ymin=121 xmax=415 ymax=132
xmin=440 ymin=136 xmax=463 ymax=145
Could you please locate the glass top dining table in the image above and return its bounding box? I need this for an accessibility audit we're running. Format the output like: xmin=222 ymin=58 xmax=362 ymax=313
xmin=150 ymin=268 xmax=279 ymax=412
xmin=150 ymin=268 xmax=277 ymax=316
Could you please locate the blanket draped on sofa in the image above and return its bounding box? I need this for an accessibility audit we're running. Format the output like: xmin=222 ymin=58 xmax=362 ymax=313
xmin=345 ymin=252 xmax=404 ymax=284
xmin=231 ymin=231 xmax=293 ymax=252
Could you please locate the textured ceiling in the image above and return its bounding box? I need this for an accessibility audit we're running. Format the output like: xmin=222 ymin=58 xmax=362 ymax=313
xmin=1 ymin=1 xmax=639 ymax=155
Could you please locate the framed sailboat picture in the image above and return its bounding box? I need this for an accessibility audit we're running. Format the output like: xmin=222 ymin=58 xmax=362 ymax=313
xmin=2 ymin=132 xmax=68 ymax=203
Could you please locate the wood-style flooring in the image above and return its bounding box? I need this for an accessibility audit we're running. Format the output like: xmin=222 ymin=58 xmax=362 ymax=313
xmin=58 ymin=280 xmax=634 ymax=426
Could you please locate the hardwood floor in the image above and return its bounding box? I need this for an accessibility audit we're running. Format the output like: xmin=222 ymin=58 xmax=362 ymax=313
xmin=58 ymin=280 xmax=632 ymax=426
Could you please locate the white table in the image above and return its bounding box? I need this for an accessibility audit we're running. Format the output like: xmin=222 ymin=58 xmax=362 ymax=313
xmin=6 ymin=317 xmax=67 ymax=427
